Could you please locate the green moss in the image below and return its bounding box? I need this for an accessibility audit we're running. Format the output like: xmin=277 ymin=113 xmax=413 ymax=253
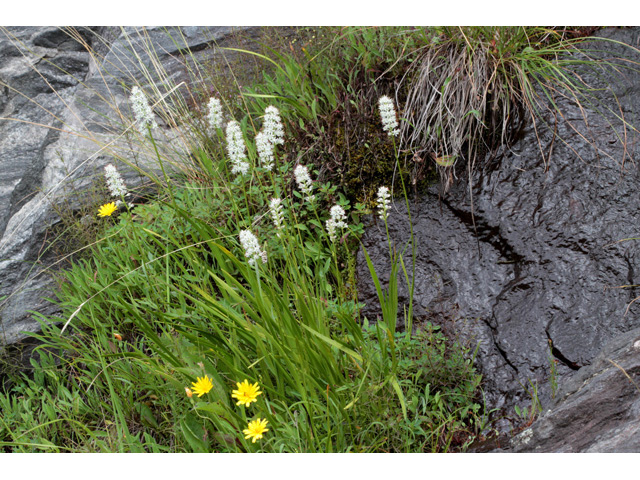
xmin=326 ymin=117 xmax=437 ymax=207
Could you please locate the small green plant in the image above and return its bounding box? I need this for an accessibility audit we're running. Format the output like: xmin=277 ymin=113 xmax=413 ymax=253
xmin=346 ymin=323 xmax=482 ymax=452
xmin=547 ymin=343 xmax=559 ymax=399
xmin=514 ymin=379 xmax=543 ymax=428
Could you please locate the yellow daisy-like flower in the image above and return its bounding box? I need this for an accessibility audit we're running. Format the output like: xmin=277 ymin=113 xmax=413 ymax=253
xmin=243 ymin=418 xmax=268 ymax=443
xmin=191 ymin=375 xmax=213 ymax=397
xmin=98 ymin=202 xmax=117 ymax=217
xmin=231 ymin=379 xmax=262 ymax=407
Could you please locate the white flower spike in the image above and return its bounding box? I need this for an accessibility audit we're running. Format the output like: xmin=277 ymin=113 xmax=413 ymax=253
xmin=326 ymin=205 xmax=348 ymax=242
xmin=376 ymin=186 xmax=391 ymax=221
xmin=294 ymin=165 xmax=315 ymax=203
xmin=378 ymin=95 xmax=400 ymax=137
xmin=207 ymin=97 xmax=223 ymax=132
xmin=254 ymin=106 xmax=284 ymax=171
xmin=130 ymin=86 xmax=157 ymax=133
xmin=104 ymin=164 xmax=129 ymax=199
xmin=239 ymin=230 xmax=267 ymax=266
xmin=262 ymin=106 xmax=284 ymax=146
xmin=256 ymin=131 xmax=275 ymax=171
xmin=269 ymin=198 xmax=285 ymax=237
xmin=226 ymin=121 xmax=250 ymax=175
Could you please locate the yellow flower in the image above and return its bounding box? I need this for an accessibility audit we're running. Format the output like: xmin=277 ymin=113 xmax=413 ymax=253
xmin=98 ymin=202 xmax=117 ymax=217
xmin=243 ymin=418 xmax=268 ymax=443
xmin=231 ymin=379 xmax=262 ymax=407
xmin=191 ymin=375 xmax=213 ymax=397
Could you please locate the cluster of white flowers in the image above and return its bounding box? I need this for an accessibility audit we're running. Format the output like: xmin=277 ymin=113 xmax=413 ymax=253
xmin=255 ymin=131 xmax=275 ymax=171
xmin=239 ymin=229 xmax=267 ymax=266
xmin=376 ymin=186 xmax=391 ymax=221
xmin=104 ymin=164 xmax=128 ymax=199
xmin=130 ymin=86 xmax=157 ymax=133
xmin=199 ymin=102 xmax=398 ymax=268
xmin=207 ymin=97 xmax=223 ymax=132
xmin=294 ymin=165 xmax=315 ymax=203
xmin=269 ymin=198 xmax=285 ymax=236
xmin=226 ymin=121 xmax=250 ymax=175
xmin=378 ymin=95 xmax=400 ymax=137
xmin=326 ymin=205 xmax=348 ymax=242
xmin=255 ymin=106 xmax=284 ymax=171
xmin=262 ymin=106 xmax=284 ymax=146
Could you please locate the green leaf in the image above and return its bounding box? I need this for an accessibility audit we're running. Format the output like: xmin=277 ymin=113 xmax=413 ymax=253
xmin=197 ymin=402 xmax=232 ymax=419
xmin=299 ymin=323 xmax=363 ymax=363
xmin=135 ymin=402 xmax=159 ymax=429
xmin=389 ymin=375 xmax=408 ymax=420
xmin=180 ymin=413 xmax=210 ymax=453
xmin=434 ymin=155 xmax=457 ymax=167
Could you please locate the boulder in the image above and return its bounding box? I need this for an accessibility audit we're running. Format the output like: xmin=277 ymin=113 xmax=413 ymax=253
xmin=357 ymin=26 xmax=640 ymax=440
xmin=508 ymin=327 xmax=640 ymax=452
xmin=0 ymin=26 xmax=290 ymax=346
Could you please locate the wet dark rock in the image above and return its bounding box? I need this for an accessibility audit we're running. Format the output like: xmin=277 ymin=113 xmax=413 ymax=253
xmin=357 ymin=27 xmax=640 ymax=442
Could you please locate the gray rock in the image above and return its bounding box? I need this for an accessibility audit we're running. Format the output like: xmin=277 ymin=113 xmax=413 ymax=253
xmin=508 ymin=327 xmax=640 ymax=452
xmin=0 ymin=26 xmax=287 ymax=346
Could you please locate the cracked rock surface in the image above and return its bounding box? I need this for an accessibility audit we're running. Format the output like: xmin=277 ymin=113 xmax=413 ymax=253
xmin=507 ymin=327 xmax=640 ymax=452
xmin=357 ymin=27 xmax=640 ymax=442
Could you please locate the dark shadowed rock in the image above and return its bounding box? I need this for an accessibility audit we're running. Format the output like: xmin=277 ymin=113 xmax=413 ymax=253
xmin=357 ymin=27 xmax=640 ymax=441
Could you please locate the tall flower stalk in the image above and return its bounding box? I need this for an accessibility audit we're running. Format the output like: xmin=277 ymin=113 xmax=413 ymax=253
xmin=226 ymin=121 xmax=250 ymax=175
xmin=130 ymin=86 xmax=157 ymax=133
xmin=293 ymin=165 xmax=315 ymax=204
xmin=377 ymin=95 xmax=415 ymax=337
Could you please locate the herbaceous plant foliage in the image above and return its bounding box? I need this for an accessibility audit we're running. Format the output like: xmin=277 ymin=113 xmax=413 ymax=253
xmin=0 ymin=27 xmax=513 ymax=453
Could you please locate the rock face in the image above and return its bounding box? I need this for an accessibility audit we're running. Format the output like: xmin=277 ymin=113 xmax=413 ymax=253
xmin=508 ymin=327 xmax=640 ymax=452
xmin=357 ymin=26 xmax=640 ymax=447
xmin=0 ymin=26 xmax=285 ymax=346
xmin=0 ymin=26 xmax=98 ymax=345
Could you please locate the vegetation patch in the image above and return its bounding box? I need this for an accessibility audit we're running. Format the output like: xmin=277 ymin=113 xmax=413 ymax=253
xmin=1 ymin=26 xmax=631 ymax=452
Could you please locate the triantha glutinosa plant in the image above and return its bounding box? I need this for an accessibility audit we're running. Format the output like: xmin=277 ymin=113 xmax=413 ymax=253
xmin=0 ymin=36 xmax=483 ymax=451
xmin=1 ymin=26 xmax=626 ymax=452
